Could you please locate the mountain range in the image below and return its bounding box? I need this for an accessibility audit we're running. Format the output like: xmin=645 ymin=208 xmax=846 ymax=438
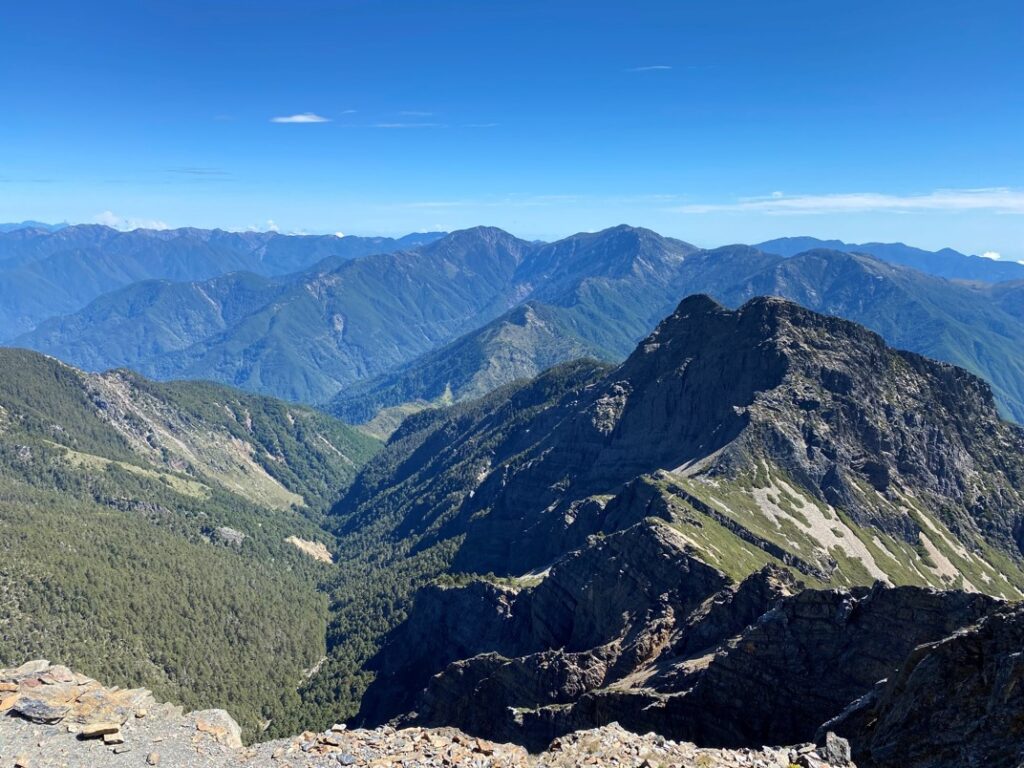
xmin=2 ymin=287 xmax=1023 ymax=764
xmin=328 ymin=242 xmax=1024 ymax=429
xmin=0 ymin=224 xmax=443 ymax=340
xmin=755 ymin=235 xmax=1024 ymax=282
xmin=9 ymin=224 xmax=1024 ymax=426
xmin=0 ymin=220 xmax=68 ymax=233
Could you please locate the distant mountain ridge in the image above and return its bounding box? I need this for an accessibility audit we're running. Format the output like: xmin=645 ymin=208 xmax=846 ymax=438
xmin=329 ymin=234 xmax=1024 ymax=425
xmin=0 ymin=224 xmax=445 ymax=339
xmin=18 ymin=225 xmax=700 ymax=404
xmin=329 ymin=301 xmax=605 ymax=433
xmin=756 ymin=235 xmax=1024 ymax=282
xmin=10 ymin=223 xmax=1024 ymax=423
xmin=0 ymin=220 xmax=68 ymax=233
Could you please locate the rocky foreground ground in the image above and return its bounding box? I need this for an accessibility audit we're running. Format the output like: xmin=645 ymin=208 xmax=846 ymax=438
xmin=0 ymin=661 xmax=853 ymax=768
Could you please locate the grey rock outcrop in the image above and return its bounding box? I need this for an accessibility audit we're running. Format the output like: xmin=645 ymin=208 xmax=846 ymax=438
xmin=364 ymin=545 xmax=1002 ymax=753
xmin=659 ymin=584 xmax=998 ymax=747
xmin=361 ymin=520 xmax=732 ymax=728
xmin=826 ymin=602 xmax=1024 ymax=768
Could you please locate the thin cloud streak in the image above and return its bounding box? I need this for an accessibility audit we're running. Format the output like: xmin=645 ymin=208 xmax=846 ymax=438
xmin=400 ymin=194 xmax=581 ymax=209
xmin=374 ymin=122 xmax=444 ymax=129
xmin=626 ymin=65 xmax=672 ymax=72
xmin=400 ymin=193 xmax=694 ymax=210
xmin=674 ymin=188 xmax=1024 ymax=215
xmin=270 ymin=113 xmax=331 ymax=123
xmin=165 ymin=167 xmax=230 ymax=177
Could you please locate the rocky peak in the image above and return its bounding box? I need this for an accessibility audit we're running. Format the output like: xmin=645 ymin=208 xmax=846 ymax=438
xmin=446 ymin=294 xmax=1024 ymax=575
xmin=419 ymin=226 xmax=535 ymax=269
xmin=518 ymin=225 xmax=696 ymax=291
xmin=357 ymin=512 xmax=1010 ymax=761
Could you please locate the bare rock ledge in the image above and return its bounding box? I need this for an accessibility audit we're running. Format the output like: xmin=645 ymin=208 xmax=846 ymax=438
xmin=0 ymin=661 xmax=854 ymax=767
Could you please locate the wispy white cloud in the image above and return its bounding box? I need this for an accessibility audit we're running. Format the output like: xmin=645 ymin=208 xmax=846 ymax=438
xmin=978 ymin=250 xmax=1024 ymax=265
xmin=270 ymin=112 xmax=331 ymax=123
xmin=244 ymin=219 xmax=281 ymax=233
xmin=626 ymin=65 xmax=672 ymax=72
xmin=673 ymin=188 xmax=1024 ymax=215
xmin=399 ymin=194 xmax=580 ymax=209
xmin=402 ymin=201 xmax=467 ymax=209
xmin=374 ymin=122 xmax=443 ymax=129
xmin=94 ymin=211 xmax=169 ymax=231
xmin=165 ymin=167 xmax=230 ymax=177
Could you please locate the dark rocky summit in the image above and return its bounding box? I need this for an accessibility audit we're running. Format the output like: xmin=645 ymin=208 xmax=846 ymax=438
xmin=444 ymin=293 xmax=1024 ymax=577
xmin=338 ymin=295 xmax=1024 ymax=596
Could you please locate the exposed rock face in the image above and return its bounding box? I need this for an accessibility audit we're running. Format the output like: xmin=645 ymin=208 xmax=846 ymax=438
xmin=655 ymin=585 xmax=999 ymax=747
xmin=0 ymin=661 xmax=161 ymax=729
xmin=826 ymin=602 xmax=1024 ymax=768
xmin=361 ymin=521 xmax=732 ymax=727
xmin=214 ymin=526 xmax=246 ymax=547
xmin=374 ymin=540 xmax=1001 ymax=752
xmin=285 ymin=535 xmax=334 ymax=563
xmin=194 ymin=709 xmax=244 ymax=748
xmin=0 ymin=660 xmax=179 ymax=754
xmin=368 ymin=510 xmax=928 ymax=747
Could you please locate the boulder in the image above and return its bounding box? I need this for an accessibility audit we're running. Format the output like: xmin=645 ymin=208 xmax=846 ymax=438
xmin=193 ymin=709 xmax=243 ymax=748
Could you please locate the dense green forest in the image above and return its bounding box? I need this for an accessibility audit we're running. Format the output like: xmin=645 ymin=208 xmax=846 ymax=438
xmin=0 ymin=349 xmax=379 ymax=737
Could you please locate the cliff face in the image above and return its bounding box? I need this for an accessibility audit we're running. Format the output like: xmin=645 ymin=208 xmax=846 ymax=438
xmin=361 ymin=521 xmax=735 ymax=728
xmin=662 ymin=585 xmax=998 ymax=747
xmin=827 ymin=602 xmax=1024 ymax=768
xmin=365 ymin=520 xmax=1000 ymax=751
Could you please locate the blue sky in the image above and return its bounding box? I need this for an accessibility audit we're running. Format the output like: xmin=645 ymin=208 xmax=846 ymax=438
xmin=2 ymin=0 xmax=1022 ymax=258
